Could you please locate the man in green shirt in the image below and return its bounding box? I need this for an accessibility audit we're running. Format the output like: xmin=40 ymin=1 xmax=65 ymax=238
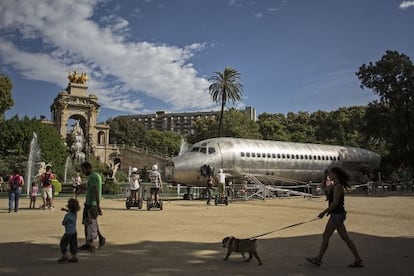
xmin=78 ymin=161 xmax=106 ymax=250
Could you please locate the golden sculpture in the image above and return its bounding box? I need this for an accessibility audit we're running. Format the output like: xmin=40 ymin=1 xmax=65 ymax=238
xmin=68 ymin=70 xmax=89 ymax=84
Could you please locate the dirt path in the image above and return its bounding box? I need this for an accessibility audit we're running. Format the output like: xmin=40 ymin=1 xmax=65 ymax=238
xmin=1 ymin=194 xmax=413 ymax=275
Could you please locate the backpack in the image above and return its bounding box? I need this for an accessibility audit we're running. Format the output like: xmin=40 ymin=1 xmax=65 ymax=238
xmin=42 ymin=173 xmax=52 ymax=186
xmin=11 ymin=176 xmax=20 ymax=191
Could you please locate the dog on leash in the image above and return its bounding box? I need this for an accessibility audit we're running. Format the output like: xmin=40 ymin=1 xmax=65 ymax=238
xmin=222 ymin=236 xmax=263 ymax=265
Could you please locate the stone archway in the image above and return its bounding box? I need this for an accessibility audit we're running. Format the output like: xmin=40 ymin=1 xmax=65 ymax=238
xmin=49 ymin=72 xmax=118 ymax=164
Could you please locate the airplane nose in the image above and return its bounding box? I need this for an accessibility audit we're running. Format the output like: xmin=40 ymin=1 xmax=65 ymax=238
xmin=165 ymin=160 xmax=175 ymax=182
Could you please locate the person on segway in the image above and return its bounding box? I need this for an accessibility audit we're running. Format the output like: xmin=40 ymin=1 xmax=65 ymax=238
xmin=217 ymin=168 xmax=226 ymax=199
xmin=129 ymin=167 xmax=141 ymax=205
xmin=148 ymin=164 xmax=163 ymax=208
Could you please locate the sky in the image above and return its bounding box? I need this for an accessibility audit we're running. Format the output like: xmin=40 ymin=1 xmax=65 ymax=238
xmin=1 ymin=0 xmax=414 ymax=123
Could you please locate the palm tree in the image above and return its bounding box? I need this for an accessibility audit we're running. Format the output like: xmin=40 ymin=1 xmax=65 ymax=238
xmin=208 ymin=67 xmax=243 ymax=137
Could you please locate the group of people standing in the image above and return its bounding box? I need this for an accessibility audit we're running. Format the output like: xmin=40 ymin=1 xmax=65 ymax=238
xmin=128 ymin=164 xmax=163 ymax=206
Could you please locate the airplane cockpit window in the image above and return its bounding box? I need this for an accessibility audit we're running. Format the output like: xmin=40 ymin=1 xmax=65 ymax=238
xmin=208 ymin=148 xmax=215 ymax=154
xmin=200 ymin=147 xmax=207 ymax=154
xmin=191 ymin=147 xmax=200 ymax=152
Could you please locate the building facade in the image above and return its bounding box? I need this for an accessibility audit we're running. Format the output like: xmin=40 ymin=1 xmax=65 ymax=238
xmin=119 ymin=106 xmax=257 ymax=135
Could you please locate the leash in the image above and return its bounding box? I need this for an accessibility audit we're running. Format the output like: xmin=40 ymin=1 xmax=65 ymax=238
xmin=248 ymin=217 xmax=320 ymax=239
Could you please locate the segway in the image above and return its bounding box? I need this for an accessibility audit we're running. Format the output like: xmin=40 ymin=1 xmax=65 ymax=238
xmin=126 ymin=197 xmax=143 ymax=209
xmin=214 ymin=195 xmax=228 ymax=206
xmin=146 ymin=198 xmax=163 ymax=210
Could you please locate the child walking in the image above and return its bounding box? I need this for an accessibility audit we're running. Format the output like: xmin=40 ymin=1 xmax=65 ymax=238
xmin=58 ymin=198 xmax=81 ymax=263
xmin=86 ymin=206 xmax=99 ymax=252
xmin=29 ymin=182 xmax=38 ymax=209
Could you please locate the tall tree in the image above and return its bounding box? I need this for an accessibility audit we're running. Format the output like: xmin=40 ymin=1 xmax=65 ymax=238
xmin=208 ymin=67 xmax=243 ymax=137
xmin=356 ymin=50 xmax=414 ymax=172
xmin=188 ymin=109 xmax=261 ymax=144
xmin=0 ymin=73 xmax=14 ymax=120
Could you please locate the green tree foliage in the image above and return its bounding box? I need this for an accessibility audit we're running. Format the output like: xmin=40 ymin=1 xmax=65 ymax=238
xmin=356 ymin=50 xmax=414 ymax=172
xmin=144 ymin=130 xmax=182 ymax=157
xmin=208 ymin=67 xmax=243 ymax=137
xmin=108 ymin=117 xmax=182 ymax=156
xmin=0 ymin=116 xmax=68 ymax=181
xmin=188 ymin=117 xmax=217 ymax=144
xmin=187 ymin=108 xmax=261 ymax=144
xmin=108 ymin=116 xmax=147 ymax=146
xmin=258 ymin=113 xmax=290 ymax=141
xmin=0 ymin=73 xmax=14 ymax=120
xmin=258 ymin=107 xmax=368 ymax=148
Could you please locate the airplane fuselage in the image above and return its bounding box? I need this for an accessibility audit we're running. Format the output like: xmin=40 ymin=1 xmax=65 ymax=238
xmin=165 ymin=138 xmax=381 ymax=186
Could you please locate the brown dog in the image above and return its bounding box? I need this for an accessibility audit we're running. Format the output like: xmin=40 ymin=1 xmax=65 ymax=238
xmin=222 ymin=236 xmax=263 ymax=265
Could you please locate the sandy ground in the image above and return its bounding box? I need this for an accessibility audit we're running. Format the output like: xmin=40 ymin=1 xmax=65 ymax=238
xmin=0 ymin=193 xmax=413 ymax=276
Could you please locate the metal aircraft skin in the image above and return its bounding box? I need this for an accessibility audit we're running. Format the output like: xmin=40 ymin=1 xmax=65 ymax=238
xmin=165 ymin=137 xmax=381 ymax=187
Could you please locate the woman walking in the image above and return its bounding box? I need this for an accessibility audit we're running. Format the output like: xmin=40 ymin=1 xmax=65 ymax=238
xmin=306 ymin=167 xmax=363 ymax=268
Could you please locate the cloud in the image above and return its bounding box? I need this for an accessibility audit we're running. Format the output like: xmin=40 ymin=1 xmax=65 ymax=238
xmin=254 ymin=12 xmax=264 ymax=19
xmin=0 ymin=0 xmax=214 ymax=114
xmin=399 ymin=1 xmax=414 ymax=9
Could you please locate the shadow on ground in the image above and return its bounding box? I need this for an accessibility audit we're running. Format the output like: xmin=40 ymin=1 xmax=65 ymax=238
xmin=0 ymin=233 xmax=412 ymax=276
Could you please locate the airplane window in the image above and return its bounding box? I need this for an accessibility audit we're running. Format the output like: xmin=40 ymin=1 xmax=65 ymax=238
xmin=272 ymin=153 xmax=276 ymax=158
xmin=282 ymin=154 xmax=286 ymax=158
xmin=287 ymin=154 xmax=290 ymax=159
xmin=208 ymin=148 xmax=215 ymax=154
xmin=317 ymin=156 xmax=321 ymax=160
xmin=200 ymin=147 xmax=207 ymax=153
xmin=305 ymin=155 xmax=308 ymax=160
xmin=313 ymin=155 xmax=317 ymax=160
xmin=252 ymin=153 xmax=256 ymax=157
xmin=267 ymin=153 xmax=271 ymax=158
xmin=246 ymin=152 xmax=250 ymax=157
xmin=277 ymin=154 xmax=281 ymax=158
xmin=257 ymin=153 xmax=260 ymax=158
xmin=296 ymin=154 xmax=299 ymax=159
xmin=309 ymin=155 xmax=312 ymax=160
xmin=300 ymin=155 xmax=304 ymax=159
xmin=191 ymin=147 xmax=200 ymax=152
xmin=330 ymin=156 xmax=333 ymax=160
xmin=262 ymin=153 xmax=266 ymax=158
xmin=338 ymin=157 xmax=341 ymax=161
xmin=241 ymin=152 xmax=245 ymax=157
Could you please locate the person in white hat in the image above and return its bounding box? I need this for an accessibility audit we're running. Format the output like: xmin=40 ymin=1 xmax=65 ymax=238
xmin=129 ymin=167 xmax=141 ymax=204
xmin=148 ymin=164 xmax=163 ymax=207
xmin=217 ymin=168 xmax=226 ymax=199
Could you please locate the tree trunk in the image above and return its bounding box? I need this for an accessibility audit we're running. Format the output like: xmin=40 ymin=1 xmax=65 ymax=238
xmin=218 ymin=92 xmax=226 ymax=137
